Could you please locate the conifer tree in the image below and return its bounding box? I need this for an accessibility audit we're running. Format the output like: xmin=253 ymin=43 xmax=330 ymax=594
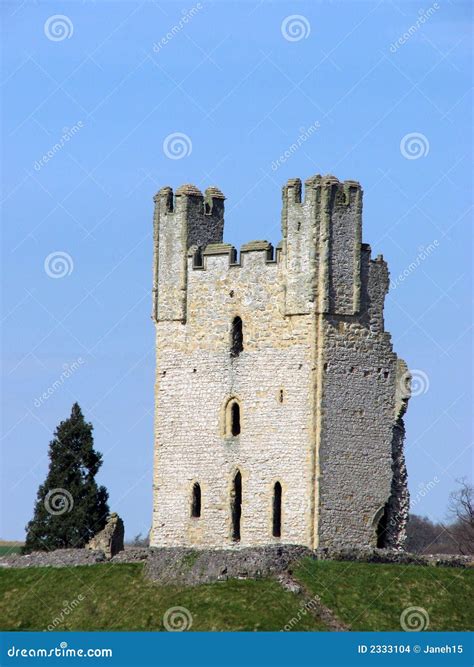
xmin=24 ymin=403 xmax=109 ymax=552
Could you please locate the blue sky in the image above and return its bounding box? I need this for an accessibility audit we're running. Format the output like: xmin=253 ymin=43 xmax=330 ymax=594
xmin=1 ymin=0 xmax=472 ymax=541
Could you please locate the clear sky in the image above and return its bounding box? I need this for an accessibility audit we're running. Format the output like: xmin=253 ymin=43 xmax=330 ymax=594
xmin=1 ymin=0 xmax=472 ymax=541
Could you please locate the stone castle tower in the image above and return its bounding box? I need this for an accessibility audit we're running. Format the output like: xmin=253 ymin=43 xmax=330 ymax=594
xmin=151 ymin=175 xmax=410 ymax=551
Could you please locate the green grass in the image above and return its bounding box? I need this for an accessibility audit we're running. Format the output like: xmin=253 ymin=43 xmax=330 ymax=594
xmin=0 ymin=563 xmax=324 ymax=631
xmin=0 ymin=546 xmax=22 ymax=556
xmin=294 ymin=558 xmax=474 ymax=631
xmin=1 ymin=559 xmax=472 ymax=632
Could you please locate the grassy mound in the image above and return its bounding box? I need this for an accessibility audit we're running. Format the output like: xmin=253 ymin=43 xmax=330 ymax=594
xmin=1 ymin=559 xmax=472 ymax=632
xmin=0 ymin=563 xmax=323 ymax=631
xmin=294 ymin=558 xmax=473 ymax=631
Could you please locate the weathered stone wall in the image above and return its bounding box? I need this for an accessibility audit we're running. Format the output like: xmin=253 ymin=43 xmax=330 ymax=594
xmin=151 ymin=175 xmax=410 ymax=551
xmin=152 ymin=247 xmax=315 ymax=548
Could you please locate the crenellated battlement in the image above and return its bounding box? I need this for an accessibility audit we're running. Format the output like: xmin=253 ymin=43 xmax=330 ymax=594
xmin=152 ymin=175 xmax=380 ymax=324
xmin=187 ymin=240 xmax=279 ymax=270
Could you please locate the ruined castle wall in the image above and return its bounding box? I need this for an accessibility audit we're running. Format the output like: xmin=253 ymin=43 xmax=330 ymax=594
xmin=152 ymin=249 xmax=316 ymax=548
xmin=151 ymin=176 xmax=410 ymax=552
xmin=316 ymin=251 xmax=398 ymax=549
xmin=317 ymin=321 xmax=397 ymax=548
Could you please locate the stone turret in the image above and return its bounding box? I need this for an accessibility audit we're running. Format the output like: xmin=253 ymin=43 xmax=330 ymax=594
xmin=152 ymin=185 xmax=225 ymax=322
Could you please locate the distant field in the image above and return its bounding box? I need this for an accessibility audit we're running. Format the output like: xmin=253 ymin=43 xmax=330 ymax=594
xmin=0 ymin=542 xmax=23 ymax=556
xmin=0 ymin=559 xmax=472 ymax=632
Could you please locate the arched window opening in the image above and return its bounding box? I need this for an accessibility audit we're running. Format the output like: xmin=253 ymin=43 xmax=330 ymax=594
xmin=231 ymin=401 xmax=240 ymax=436
xmin=191 ymin=483 xmax=201 ymax=518
xmin=272 ymin=482 xmax=282 ymax=538
xmin=231 ymin=471 xmax=242 ymax=541
xmin=375 ymin=504 xmax=389 ymax=548
xmin=230 ymin=316 xmax=243 ymax=357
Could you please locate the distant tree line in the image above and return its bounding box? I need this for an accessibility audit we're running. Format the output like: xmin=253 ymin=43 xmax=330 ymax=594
xmin=406 ymin=479 xmax=473 ymax=555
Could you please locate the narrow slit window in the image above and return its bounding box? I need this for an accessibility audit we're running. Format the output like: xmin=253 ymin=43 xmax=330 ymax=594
xmin=193 ymin=247 xmax=203 ymax=268
xmin=231 ymin=471 xmax=242 ymax=541
xmin=272 ymin=482 xmax=282 ymax=538
xmin=230 ymin=316 xmax=243 ymax=357
xmin=231 ymin=401 xmax=240 ymax=436
xmin=191 ymin=483 xmax=201 ymax=518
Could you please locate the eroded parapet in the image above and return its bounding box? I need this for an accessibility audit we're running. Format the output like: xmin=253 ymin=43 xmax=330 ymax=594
xmin=187 ymin=240 xmax=278 ymax=270
xmin=281 ymin=175 xmax=362 ymax=316
xmin=152 ymin=184 xmax=225 ymax=321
